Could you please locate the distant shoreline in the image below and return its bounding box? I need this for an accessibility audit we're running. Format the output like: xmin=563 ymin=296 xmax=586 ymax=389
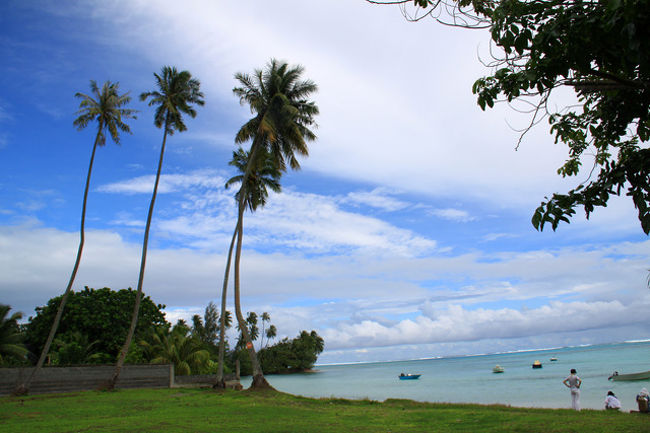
xmin=316 ymin=339 xmax=650 ymax=367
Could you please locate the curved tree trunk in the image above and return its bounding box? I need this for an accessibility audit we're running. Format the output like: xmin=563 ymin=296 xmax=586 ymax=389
xmin=14 ymin=129 xmax=102 ymax=396
xmin=108 ymin=122 xmax=169 ymax=390
xmin=214 ymin=225 xmax=238 ymax=388
xmin=233 ymin=199 xmax=271 ymax=390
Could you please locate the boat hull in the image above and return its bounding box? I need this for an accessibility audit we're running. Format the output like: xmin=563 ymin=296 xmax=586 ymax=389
xmin=609 ymin=371 xmax=650 ymax=381
xmin=399 ymin=374 xmax=421 ymax=380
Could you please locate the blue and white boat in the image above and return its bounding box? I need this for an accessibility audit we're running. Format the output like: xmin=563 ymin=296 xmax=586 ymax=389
xmin=398 ymin=373 xmax=421 ymax=380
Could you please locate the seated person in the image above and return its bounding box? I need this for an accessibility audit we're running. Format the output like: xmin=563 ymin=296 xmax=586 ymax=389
xmin=604 ymin=391 xmax=621 ymax=410
xmin=637 ymin=388 xmax=650 ymax=413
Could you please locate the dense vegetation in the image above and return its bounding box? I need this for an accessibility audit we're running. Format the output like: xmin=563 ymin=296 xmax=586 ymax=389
xmin=23 ymin=287 xmax=166 ymax=365
xmin=3 ymin=288 xmax=324 ymax=377
xmin=3 ymin=388 xmax=649 ymax=433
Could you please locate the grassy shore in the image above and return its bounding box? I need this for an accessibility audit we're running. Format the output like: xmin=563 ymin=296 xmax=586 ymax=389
xmin=2 ymin=387 xmax=650 ymax=433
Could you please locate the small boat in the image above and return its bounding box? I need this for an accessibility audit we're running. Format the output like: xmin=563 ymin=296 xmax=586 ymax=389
xmin=608 ymin=370 xmax=650 ymax=381
xmin=492 ymin=365 xmax=504 ymax=374
xmin=550 ymin=357 xmax=558 ymax=362
xmin=398 ymin=373 xmax=421 ymax=380
xmin=532 ymin=360 xmax=542 ymax=369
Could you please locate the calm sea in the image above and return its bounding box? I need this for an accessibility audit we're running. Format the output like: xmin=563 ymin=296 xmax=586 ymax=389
xmin=246 ymin=341 xmax=650 ymax=410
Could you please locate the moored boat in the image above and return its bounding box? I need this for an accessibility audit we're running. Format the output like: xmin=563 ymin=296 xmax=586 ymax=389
xmin=550 ymin=357 xmax=558 ymax=362
xmin=398 ymin=373 xmax=421 ymax=380
xmin=493 ymin=365 xmax=504 ymax=374
xmin=608 ymin=370 xmax=650 ymax=381
xmin=532 ymin=360 xmax=542 ymax=369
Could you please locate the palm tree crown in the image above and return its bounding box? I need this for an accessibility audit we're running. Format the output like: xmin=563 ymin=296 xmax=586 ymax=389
xmin=140 ymin=66 xmax=204 ymax=134
xmin=73 ymin=80 xmax=137 ymax=145
xmin=233 ymin=59 xmax=319 ymax=172
xmin=225 ymin=147 xmax=282 ymax=212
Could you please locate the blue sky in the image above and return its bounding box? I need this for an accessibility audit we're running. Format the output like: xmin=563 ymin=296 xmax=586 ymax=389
xmin=1 ymin=0 xmax=648 ymax=364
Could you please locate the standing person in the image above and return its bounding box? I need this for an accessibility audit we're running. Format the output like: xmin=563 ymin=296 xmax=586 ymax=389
xmin=636 ymin=388 xmax=649 ymax=412
xmin=563 ymin=368 xmax=582 ymax=411
xmin=604 ymin=391 xmax=621 ymax=410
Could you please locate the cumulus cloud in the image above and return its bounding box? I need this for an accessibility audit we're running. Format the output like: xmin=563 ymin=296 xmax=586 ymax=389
xmin=97 ymin=171 xmax=438 ymax=257
xmin=3 ymin=220 xmax=648 ymax=359
xmin=322 ymin=299 xmax=649 ymax=351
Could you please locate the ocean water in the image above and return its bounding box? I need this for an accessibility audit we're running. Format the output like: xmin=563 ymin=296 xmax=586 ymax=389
xmin=246 ymin=341 xmax=650 ymax=410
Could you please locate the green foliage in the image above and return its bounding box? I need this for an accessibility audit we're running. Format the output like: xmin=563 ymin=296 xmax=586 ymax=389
xmin=0 ymin=305 xmax=29 ymax=365
xmin=24 ymin=287 xmax=167 ymax=363
xmin=470 ymin=0 xmax=650 ymax=233
xmin=50 ymin=331 xmax=110 ymax=365
xmin=259 ymin=330 xmax=324 ymax=374
xmin=138 ymin=325 xmax=210 ymax=376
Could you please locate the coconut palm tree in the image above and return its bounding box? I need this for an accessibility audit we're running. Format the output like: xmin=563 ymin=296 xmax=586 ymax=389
xmin=265 ymin=324 xmax=277 ymax=348
xmin=15 ymin=81 xmax=135 ymax=395
xmin=0 ymin=305 xmax=28 ymax=365
xmin=260 ymin=312 xmax=271 ymax=349
xmin=230 ymin=59 xmax=318 ymax=389
xmin=215 ymin=147 xmax=281 ymax=388
xmin=139 ymin=326 xmax=210 ymax=375
xmin=109 ymin=67 xmax=204 ymax=389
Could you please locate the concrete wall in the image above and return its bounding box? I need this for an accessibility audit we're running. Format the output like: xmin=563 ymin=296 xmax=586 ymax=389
xmin=0 ymin=364 xmax=174 ymax=396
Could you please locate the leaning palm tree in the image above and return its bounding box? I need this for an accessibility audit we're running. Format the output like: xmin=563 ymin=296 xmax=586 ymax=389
xmin=109 ymin=67 xmax=204 ymax=389
xmin=215 ymin=147 xmax=281 ymax=388
xmin=231 ymin=59 xmax=318 ymax=389
xmin=15 ymin=81 xmax=135 ymax=395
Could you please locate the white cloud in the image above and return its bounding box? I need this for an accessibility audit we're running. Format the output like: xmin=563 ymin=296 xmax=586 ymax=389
xmin=3 ymin=221 xmax=648 ymax=357
xmin=430 ymin=208 xmax=476 ymax=222
xmin=322 ymin=298 xmax=650 ymax=351
xmin=98 ymin=169 xmax=226 ymax=195
xmin=343 ymin=188 xmax=410 ymax=212
xmin=81 ymin=0 xmax=579 ymax=210
xmin=247 ymin=191 xmax=437 ymax=257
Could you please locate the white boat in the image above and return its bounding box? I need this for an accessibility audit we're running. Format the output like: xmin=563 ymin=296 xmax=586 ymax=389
xmin=608 ymin=370 xmax=650 ymax=381
xmin=492 ymin=365 xmax=504 ymax=374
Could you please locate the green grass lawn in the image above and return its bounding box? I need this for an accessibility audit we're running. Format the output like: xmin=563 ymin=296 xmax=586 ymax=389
xmin=1 ymin=387 xmax=649 ymax=433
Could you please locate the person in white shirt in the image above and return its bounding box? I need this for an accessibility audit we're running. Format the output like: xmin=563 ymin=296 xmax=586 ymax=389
xmin=562 ymin=368 xmax=582 ymax=411
xmin=604 ymin=391 xmax=621 ymax=410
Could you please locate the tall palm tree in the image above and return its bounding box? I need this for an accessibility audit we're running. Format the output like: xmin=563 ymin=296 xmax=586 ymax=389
xmin=215 ymin=147 xmax=281 ymax=388
xmin=0 ymin=305 xmax=28 ymax=365
xmin=109 ymin=67 xmax=204 ymax=389
xmin=15 ymin=81 xmax=135 ymax=395
xmin=231 ymin=59 xmax=318 ymax=389
xmin=260 ymin=312 xmax=270 ymax=350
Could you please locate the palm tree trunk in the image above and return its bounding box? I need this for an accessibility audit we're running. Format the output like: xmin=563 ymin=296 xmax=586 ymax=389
xmin=214 ymin=225 xmax=238 ymax=388
xmin=229 ymin=139 xmax=272 ymax=389
xmin=232 ymin=200 xmax=271 ymax=389
xmin=108 ymin=121 xmax=169 ymax=390
xmin=14 ymin=129 xmax=102 ymax=396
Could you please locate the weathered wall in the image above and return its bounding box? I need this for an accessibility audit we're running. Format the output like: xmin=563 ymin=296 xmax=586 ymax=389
xmin=0 ymin=364 xmax=174 ymax=396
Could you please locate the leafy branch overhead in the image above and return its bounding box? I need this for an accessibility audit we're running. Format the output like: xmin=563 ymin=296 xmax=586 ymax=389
xmin=377 ymin=0 xmax=650 ymax=234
